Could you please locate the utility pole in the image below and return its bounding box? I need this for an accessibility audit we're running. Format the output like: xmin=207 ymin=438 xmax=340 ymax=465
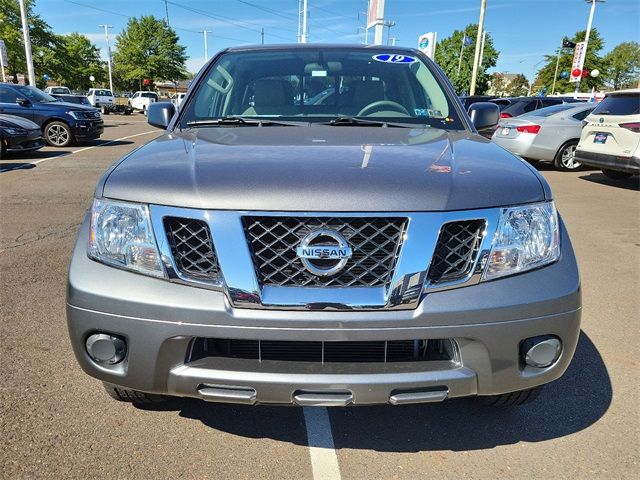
xmin=200 ymin=30 xmax=209 ymax=62
xmin=469 ymin=0 xmax=487 ymax=96
xmin=575 ymin=0 xmax=603 ymax=94
xmin=301 ymin=0 xmax=308 ymax=43
xmin=477 ymin=29 xmax=486 ymax=69
xmin=164 ymin=0 xmax=170 ymax=26
xmin=99 ymin=25 xmax=114 ymax=94
xmin=261 ymin=28 xmax=264 ymax=45
xmin=384 ymin=20 xmax=396 ymax=46
xmin=551 ymin=38 xmax=565 ymax=95
xmin=18 ymin=0 xmax=35 ymax=85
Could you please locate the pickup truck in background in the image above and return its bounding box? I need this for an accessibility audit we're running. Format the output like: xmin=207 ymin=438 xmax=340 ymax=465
xmin=87 ymin=89 xmax=132 ymax=115
xmin=170 ymin=92 xmax=186 ymax=109
xmin=129 ymin=91 xmax=159 ymax=115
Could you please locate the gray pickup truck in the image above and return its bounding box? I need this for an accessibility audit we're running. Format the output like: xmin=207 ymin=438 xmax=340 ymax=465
xmin=67 ymin=45 xmax=581 ymax=408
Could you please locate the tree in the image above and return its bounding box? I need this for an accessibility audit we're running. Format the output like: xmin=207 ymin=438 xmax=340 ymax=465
xmin=0 ymin=0 xmax=58 ymax=84
xmin=603 ymin=42 xmax=640 ymax=90
xmin=534 ymin=28 xmax=606 ymax=94
xmin=52 ymin=33 xmax=106 ymax=90
xmin=489 ymin=72 xmax=507 ymax=96
xmin=507 ymin=74 xmax=529 ymax=96
xmin=434 ymin=24 xmax=499 ymax=95
xmin=113 ymin=16 xmax=188 ymax=89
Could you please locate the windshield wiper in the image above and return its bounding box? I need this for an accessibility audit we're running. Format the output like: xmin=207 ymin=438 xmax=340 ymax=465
xmin=186 ymin=116 xmax=306 ymax=127
xmin=321 ymin=116 xmax=417 ymax=128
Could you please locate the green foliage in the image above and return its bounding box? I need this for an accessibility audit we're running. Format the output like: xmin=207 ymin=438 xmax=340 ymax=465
xmin=603 ymin=42 xmax=640 ymax=90
xmin=0 ymin=0 xmax=58 ymax=84
xmin=113 ymin=16 xmax=188 ymax=89
xmin=534 ymin=29 xmax=606 ymax=94
xmin=507 ymin=74 xmax=529 ymax=96
xmin=434 ymin=24 xmax=499 ymax=95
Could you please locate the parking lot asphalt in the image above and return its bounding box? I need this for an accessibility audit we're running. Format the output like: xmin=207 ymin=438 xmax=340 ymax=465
xmin=1 ymin=115 xmax=638 ymax=479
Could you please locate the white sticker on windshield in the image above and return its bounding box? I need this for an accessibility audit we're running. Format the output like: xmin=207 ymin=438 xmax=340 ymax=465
xmin=372 ymin=54 xmax=417 ymax=64
xmin=311 ymin=70 xmax=327 ymax=77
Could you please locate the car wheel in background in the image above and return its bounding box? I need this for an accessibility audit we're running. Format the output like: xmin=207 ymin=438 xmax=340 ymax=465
xmin=0 ymin=136 xmax=6 ymax=159
xmin=554 ymin=140 xmax=582 ymax=171
xmin=142 ymin=105 xmax=147 ymax=116
xmin=101 ymin=105 xmax=110 ymax=115
xmin=476 ymin=386 xmax=543 ymax=406
xmin=103 ymin=383 xmax=168 ymax=404
xmin=602 ymin=168 xmax=633 ymax=180
xmin=44 ymin=121 xmax=73 ymax=147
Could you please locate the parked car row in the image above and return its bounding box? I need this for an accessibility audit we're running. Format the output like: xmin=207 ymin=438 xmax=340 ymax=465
xmin=0 ymin=83 xmax=104 ymax=150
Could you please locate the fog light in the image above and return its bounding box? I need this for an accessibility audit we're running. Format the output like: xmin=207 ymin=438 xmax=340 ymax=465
xmin=85 ymin=333 xmax=126 ymax=365
xmin=521 ymin=335 xmax=562 ymax=368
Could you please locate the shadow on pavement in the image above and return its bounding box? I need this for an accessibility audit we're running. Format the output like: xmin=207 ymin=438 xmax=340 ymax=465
xmin=579 ymin=172 xmax=640 ymax=191
xmin=0 ymin=162 xmax=36 ymax=173
xmin=140 ymin=331 xmax=611 ymax=452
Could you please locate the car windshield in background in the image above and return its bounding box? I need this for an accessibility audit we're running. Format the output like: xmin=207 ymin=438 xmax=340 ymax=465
xmin=141 ymin=92 xmax=158 ymax=98
xmin=93 ymin=90 xmax=113 ymax=96
xmin=592 ymin=94 xmax=640 ymax=115
xmin=181 ymin=48 xmax=463 ymax=129
xmin=528 ymin=104 xmax=576 ymax=117
xmin=15 ymin=85 xmax=58 ymax=103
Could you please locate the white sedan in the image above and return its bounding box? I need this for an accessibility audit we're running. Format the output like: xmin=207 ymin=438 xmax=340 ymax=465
xmin=492 ymin=103 xmax=595 ymax=171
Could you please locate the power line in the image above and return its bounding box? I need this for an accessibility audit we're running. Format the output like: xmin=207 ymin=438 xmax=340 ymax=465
xmin=63 ymin=0 xmax=130 ymax=19
xmin=312 ymin=5 xmax=358 ymax=21
xmin=236 ymin=0 xmax=297 ymax=20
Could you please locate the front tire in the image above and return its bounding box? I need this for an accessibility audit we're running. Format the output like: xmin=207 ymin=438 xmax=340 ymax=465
xmin=477 ymin=386 xmax=543 ymax=406
xmin=101 ymin=105 xmax=110 ymax=115
xmin=142 ymin=105 xmax=147 ymax=116
xmin=44 ymin=121 xmax=73 ymax=147
xmin=103 ymin=383 xmax=168 ymax=405
xmin=602 ymin=168 xmax=632 ymax=180
xmin=553 ymin=140 xmax=581 ymax=171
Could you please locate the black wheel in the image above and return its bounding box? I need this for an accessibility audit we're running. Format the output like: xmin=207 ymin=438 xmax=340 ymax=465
xmin=44 ymin=121 xmax=73 ymax=147
xmin=553 ymin=140 xmax=581 ymax=171
xmin=103 ymin=383 xmax=167 ymax=404
xmin=101 ymin=105 xmax=110 ymax=115
xmin=477 ymin=386 xmax=543 ymax=406
xmin=142 ymin=105 xmax=147 ymax=116
xmin=0 ymin=136 xmax=6 ymax=159
xmin=602 ymin=168 xmax=632 ymax=180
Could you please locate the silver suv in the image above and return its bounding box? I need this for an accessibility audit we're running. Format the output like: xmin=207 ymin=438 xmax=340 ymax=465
xmin=67 ymin=45 xmax=581 ymax=407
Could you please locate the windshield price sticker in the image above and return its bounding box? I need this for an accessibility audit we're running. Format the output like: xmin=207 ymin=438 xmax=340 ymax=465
xmin=372 ymin=54 xmax=417 ymax=64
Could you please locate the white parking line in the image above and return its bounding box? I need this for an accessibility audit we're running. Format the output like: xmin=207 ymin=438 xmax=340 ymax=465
xmin=29 ymin=130 xmax=158 ymax=165
xmin=303 ymin=407 xmax=341 ymax=480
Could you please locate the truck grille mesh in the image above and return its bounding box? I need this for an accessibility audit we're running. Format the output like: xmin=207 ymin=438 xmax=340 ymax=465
xmin=189 ymin=338 xmax=457 ymax=364
xmin=242 ymin=217 xmax=407 ymax=287
xmin=427 ymin=220 xmax=485 ymax=284
xmin=164 ymin=217 xmax=220 ymax=281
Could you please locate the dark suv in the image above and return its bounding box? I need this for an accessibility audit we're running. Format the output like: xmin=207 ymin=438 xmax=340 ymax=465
xmin=0 ymin=83 xmax=103 ymax=147
xmin=491 ymin=96 xmax=582 ymax=119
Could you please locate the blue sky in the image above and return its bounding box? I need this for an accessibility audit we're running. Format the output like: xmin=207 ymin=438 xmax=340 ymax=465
xmin=35 ymin=0 xmax=640 ymax=81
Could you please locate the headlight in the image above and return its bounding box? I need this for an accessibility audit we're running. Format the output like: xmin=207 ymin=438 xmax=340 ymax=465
xmin=3 ymin=127 xmax=28 ymax=135
xmin=88 ymin=199 xmax=165 ymax=278
xmin=67 ymin=110 xmax=94 ymax=120
xmin=483 ymin=202 xmax=560 ymax=280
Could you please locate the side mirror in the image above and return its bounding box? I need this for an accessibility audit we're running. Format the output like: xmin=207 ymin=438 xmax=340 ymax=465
xmin=468 ymin=102 xmax=500 ymax=133
xmin=16 ymin=97 xmax=32 ymax=107
xmin=147 ymin=102 xmax=175 ymax=129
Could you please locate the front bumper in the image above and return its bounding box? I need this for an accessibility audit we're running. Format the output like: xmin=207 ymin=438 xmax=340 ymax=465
xmin=71 ymin=119 xmax=104 ymax=141
xmin=5 ymin=129 xmax=45 ymax=152
xmin=67 ymin=217 xmax=581 ymax=406
xmin=575 ymin=149 xmax=640 ymax=174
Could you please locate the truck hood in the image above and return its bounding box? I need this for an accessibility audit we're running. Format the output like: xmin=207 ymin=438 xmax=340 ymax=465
xmin=101 ymin=126 xmax=548 ymax=212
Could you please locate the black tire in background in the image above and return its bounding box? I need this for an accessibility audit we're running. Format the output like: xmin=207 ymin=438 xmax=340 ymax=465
xmin=101 ymin=105 xmax=110 ymax=115
xmin=44 ymin=121 xmax=74 ymax=147
xmin=0 ymin=135 xmax=6 ymax=159
xmin=103 ymin=383 xmax=168 ymax=404
xmin=553 ymin=140 xmax=582 ymax=171
xmin=477 ymin=386 xmax=543 ymax=406
xmin=602 ymin=168 xmax=633 ymax=180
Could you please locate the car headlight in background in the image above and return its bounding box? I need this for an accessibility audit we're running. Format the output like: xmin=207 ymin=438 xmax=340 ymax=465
xmin=88 ymin=199 xmax=165 ymax=277
xmin=483 ymin=202 xmax=560 ymax=280
xmin=2 ymin=127 xmax=28 ymax=135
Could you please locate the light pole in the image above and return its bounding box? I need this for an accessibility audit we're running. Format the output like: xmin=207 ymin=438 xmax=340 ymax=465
xmin=575 ymin=0 xmax=605 ymax=94
xmin=469 ymin=0 xmax=487 ymax=96
xmin=18 ymin=0 xmax=36 ymax=85
xmin=99 ymin=25 xmax=114 ymax=93
xmin=383 ymin=20 xmax=396 ymax=46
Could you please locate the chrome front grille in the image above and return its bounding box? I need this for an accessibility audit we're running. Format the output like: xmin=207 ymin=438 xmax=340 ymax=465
xmin=242 ymin=216 xmax=407 ymax=287
xmin=427 ymin=220 xmax=486 ymax=284
xmin=164 ymin=217 xmax=220 ymax=281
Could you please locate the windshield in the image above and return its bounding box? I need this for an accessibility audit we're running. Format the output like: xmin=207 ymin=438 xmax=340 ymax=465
xmin=15 ymin=85 xmax=58 ymax=103
xmin=50 ymin=87 xmax=69 ymax=94
xmin=592 ymin=94 xmax=640 ymax=115
xmin=180 ymin=47 xmax=463 ymax=129
xmin=141 ymin=92 xmax=158 ymax=99
xmin=92 ymin=90 xmax=113 ymax=97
